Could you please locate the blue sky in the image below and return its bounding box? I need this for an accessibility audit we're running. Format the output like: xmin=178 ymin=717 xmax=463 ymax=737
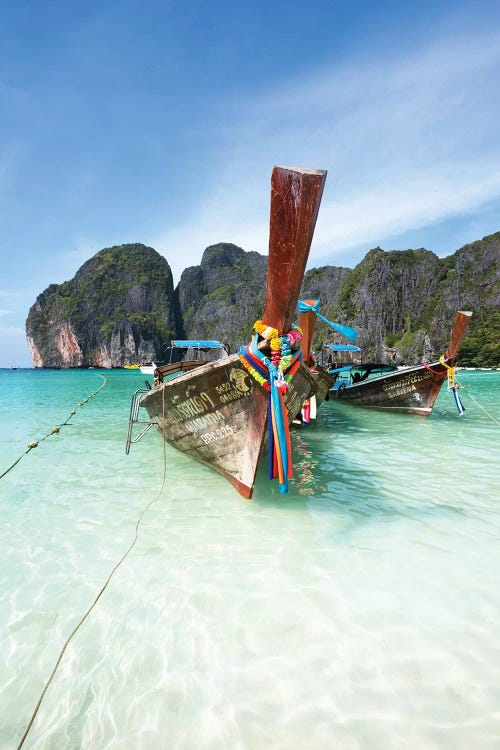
xmin=1 ymin=0 xmax=499 ymax=367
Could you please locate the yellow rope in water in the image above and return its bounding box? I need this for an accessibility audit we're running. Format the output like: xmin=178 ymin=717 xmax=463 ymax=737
xmin=0 ymin=375 xmax=106 ymax=481
xmin=15 ymin=378 xmax=167 ymax=749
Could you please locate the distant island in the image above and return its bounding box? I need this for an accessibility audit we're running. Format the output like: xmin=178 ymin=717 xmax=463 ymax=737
xmin=26 ymin=233 xmax=500 ymax=368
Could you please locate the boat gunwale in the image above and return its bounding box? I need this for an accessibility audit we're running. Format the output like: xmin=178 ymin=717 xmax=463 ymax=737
xmin=334 ymin=359 xmax=449 ymax=391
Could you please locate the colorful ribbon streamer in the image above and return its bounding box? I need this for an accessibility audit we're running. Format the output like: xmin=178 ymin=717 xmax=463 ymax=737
xmin=297 ymin=299 xmax=358 ymax=341
xmin=240 ymin=335 xmax=301 ymax=493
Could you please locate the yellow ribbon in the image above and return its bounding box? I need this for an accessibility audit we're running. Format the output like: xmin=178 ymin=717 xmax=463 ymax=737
xmin=439 ymin=355 xmax=455 ymax=388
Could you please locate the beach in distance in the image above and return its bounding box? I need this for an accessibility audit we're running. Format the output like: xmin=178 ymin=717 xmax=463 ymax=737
xmin=1 ymin=367 xmax=499 ymax=749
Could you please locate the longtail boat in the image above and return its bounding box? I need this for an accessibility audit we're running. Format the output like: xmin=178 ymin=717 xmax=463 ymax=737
xmin=138 ymin=166 xmax=327 ymax=497
xmin=297 ymin=298 xmax=357 ymax=420
xmin=331 ymin=311 xmax=472 ymax=416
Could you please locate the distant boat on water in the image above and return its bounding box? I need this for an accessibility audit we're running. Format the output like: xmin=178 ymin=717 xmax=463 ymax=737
xmin=329 ymin=311 xmax=472 ymax=416
xmin=130 ymin=165 xmax=327 ymax=498
xmin=140 ymin=341 xmax=229 ymax=377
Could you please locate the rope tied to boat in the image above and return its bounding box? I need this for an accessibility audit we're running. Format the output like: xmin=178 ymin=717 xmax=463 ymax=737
xmin=438 ymin=355 xmax=466 ymax=415
xmin=423 ymin=362 xmax=444 ymax=376
xmin=239 ymin=333 xmax=302 ymax=493
xmin=423 ymin=357 xmax=466 ymax=415
xmin=463 ymin=389 xmax=500 ymax=425
xmin=439 ymin=355 xmax=456 ymax=387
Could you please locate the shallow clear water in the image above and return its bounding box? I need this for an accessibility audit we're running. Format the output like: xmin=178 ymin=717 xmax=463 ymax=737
xmin=1 ymin=368 xmax=499 ymax=749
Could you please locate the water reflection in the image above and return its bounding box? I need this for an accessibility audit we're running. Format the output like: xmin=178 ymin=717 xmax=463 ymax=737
xmin=252 ymin=399 xmax=475 ymax=533
xmin=289 ymin=433 xmax=328 ymax=495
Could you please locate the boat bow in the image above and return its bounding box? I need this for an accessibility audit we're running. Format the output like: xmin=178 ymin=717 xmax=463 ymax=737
xmin=137 ymin=166 xmax=327 ymax=497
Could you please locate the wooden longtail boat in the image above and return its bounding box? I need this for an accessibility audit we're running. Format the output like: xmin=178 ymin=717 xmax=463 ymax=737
xmin=298 ymin=298 xmax=338 ymax=410
xmin=139 ymin=166 xmax=327 ymax=498
xmin=332 ymin=311 xmax=472 ymax=416
xmin=297 ymin=297 xmax=360 ymax=420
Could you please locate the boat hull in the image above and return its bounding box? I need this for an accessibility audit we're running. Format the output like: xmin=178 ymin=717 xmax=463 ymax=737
xmin=140 ymin=354 xmax=316 ymax=497
xmin=311 ymin=365 xmax=335 ymax=407
xmin=136 ymin=165 xmax=327 ymax=497
xmin=331 ymin=310 xmax=472 ymax=417
xmin=333 ymin=361 xmax=449 ymax=416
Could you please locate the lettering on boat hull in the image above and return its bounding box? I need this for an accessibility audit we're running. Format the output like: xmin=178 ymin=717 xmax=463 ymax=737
xmin=140 ymin=354 xmax=316 ymax=492
xmin=337 ymin=364 xmax=447 ymax=416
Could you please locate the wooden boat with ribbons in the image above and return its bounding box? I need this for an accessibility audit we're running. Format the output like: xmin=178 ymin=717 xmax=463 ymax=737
xmin=331 ymin=311 xmax=472 ymax=416
xmin=138 ymin=166 xmax=327 ymax=498
xmin=296 ymin=298 xmax=357 ymax=422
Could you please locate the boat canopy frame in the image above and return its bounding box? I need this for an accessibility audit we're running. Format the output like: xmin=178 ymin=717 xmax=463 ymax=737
xmin=167 ymin=340 xmax=229 ymax=363
xmin=325 ymin=343 xmax=361 ymax=352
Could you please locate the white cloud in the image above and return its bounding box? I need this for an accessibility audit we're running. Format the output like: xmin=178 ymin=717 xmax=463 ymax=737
xmin=153 ymin=29 xmax=500 ymax=280
xmin=0 ymin=309 xmax=12 ymax=316
xmin=0 ymin=324 xmax=25 ymax=335
xmin=0 ymin=290 xmax=31 ymax=299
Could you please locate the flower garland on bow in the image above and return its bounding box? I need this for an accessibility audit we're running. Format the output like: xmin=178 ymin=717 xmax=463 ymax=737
xmin=239 ymin=321 xmax=303 ymax=493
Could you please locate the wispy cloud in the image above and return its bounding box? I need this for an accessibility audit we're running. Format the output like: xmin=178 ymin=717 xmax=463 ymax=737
xmin=153 ymin=29 xmax=500 ymax=280
xmin=0 ymin=324 xmax=25 ymax=335
xmin=0 ymin=309 xmax=12 ymax=316
xmin=0 ymin=290 xmax=34 ymax=299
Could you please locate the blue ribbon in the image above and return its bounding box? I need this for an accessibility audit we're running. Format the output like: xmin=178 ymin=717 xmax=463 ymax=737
xmin=243 ymin=335 xmax=296 ymax=493
xmin=298 ymin=299 xmax=358 ymax=341
xmin=452 ymin=387 xmax=465 ymax=416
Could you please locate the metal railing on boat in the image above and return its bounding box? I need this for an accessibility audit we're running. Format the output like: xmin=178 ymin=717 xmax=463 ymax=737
xmin=125 ymin=386 xmax=157 ymax=454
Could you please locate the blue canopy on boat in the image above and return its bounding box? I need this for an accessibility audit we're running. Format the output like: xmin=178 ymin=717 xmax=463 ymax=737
xmin=326 ymin=343 xmax=361 ymax=352
xmin=329 ymin=365 xmax=353 ymax=374
xmin=171 ymin=340 xmax=226 ymax=349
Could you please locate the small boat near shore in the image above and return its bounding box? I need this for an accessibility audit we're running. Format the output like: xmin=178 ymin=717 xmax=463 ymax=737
xmin=134 ymin=166 xmax=327 ymax=497
xmin=330 ymin=311 xmax=472 ymax=416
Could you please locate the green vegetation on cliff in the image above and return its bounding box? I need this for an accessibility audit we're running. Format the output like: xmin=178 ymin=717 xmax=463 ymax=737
xmin=177 ymin=243 xmax=267 ymax=352
xmin=303 ymin=234 xmax=499 ymax=367
xmin=459 ymin=311 xmax=500 ymax=367
xmin=26 ymin=244 xmax=176 ymax=368
xmin=26 ymin=233 xmax=499 ymax=368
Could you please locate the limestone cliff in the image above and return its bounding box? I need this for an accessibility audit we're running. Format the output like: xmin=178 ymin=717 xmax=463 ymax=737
xmin=26 ymin=244 xmax=176 ymax=368
xmin=177 ymin=243 xmax=267 ymax=353
xmin=26 ymin=233 xmax=499 ymax=368
xmin=309 ymin=232 xmax=500 ymax=365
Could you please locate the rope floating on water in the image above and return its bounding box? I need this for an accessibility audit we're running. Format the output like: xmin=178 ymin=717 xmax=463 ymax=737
xmin=0 ymin=375 xmax=106 ymax=481
xmin=462 ymin=388 xmax=500 ymax=425
xmin=15 ymin=379 xmax=167 ymax=750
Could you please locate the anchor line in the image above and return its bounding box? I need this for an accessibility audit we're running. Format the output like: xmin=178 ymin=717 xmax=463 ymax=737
xmin=462 ymin=388 xmax=500 ymax=426
xmin=16 ymin=379 xmax=167 ymax=749
xmin=1 ymin=375 xmax=107 ymax=481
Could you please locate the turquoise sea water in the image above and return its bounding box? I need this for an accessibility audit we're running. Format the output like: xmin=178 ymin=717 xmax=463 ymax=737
xmin=1 ymin=368 xmax=499 ymax=749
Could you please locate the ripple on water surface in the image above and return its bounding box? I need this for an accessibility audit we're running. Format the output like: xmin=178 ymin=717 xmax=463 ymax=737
xmin=0 ymin=370 xmax=499 ymax=749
